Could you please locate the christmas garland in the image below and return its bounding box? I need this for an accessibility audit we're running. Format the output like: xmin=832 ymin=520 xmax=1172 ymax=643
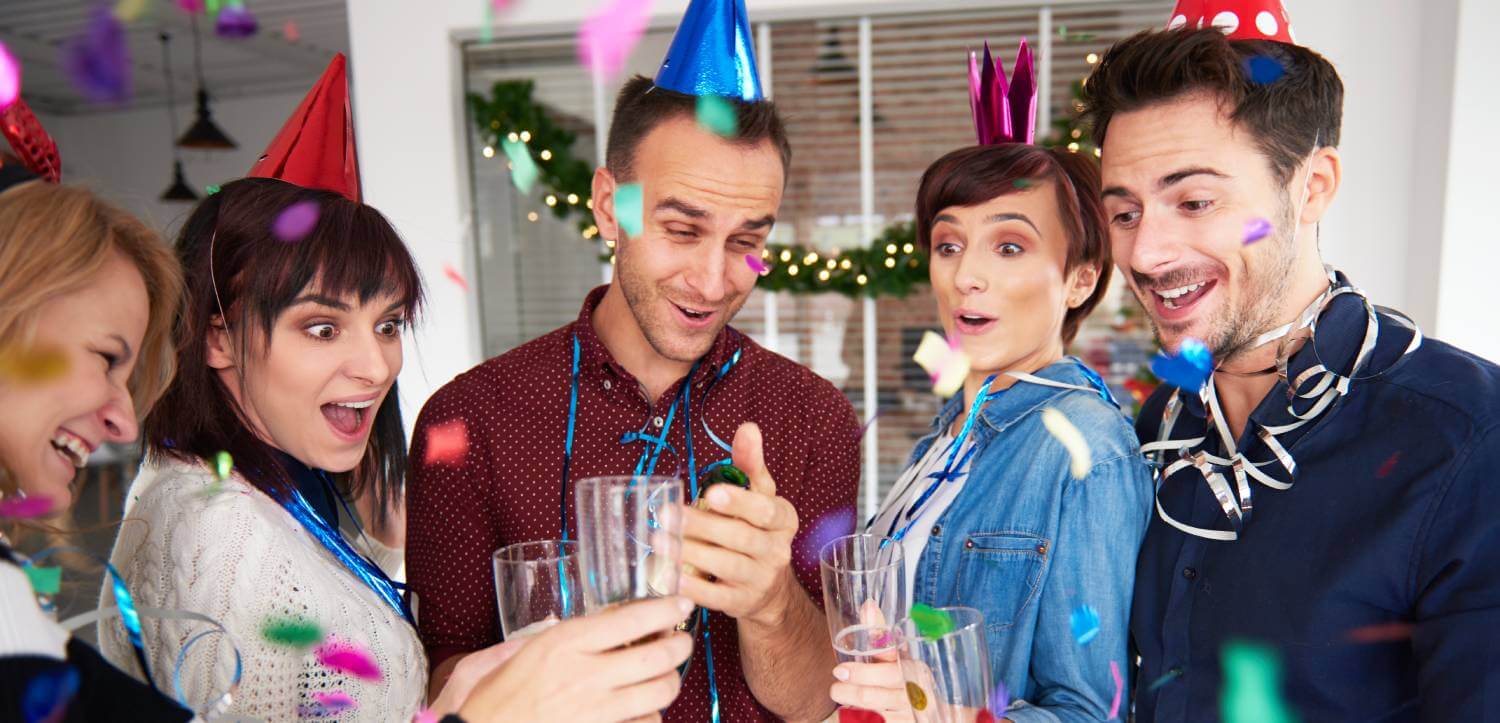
xmin=754 ymin=222 xmax=927 ymax=299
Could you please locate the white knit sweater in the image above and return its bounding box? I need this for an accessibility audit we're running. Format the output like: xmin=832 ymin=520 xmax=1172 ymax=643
xmin=99 ymin=457 xmax=427 ymax=721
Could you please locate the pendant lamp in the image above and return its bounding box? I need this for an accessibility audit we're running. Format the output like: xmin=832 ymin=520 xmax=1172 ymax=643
xmin=177 ymin=15 xmax=236 ymax=149
xmin=158 ymin=32 xmax=198 ymax=202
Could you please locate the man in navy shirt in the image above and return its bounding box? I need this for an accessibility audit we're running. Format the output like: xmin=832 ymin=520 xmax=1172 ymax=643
xmin=1081 ymin=9 xmax=1500 ymax=722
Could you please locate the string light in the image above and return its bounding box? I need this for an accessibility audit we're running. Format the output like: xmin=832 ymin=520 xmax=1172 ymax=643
xmin=545 ymin=195 xmax=558 ymax=206
xmin=788 ymin=265 xmax=800 ymax=276
xmin=481 ymin=145 xmax=495 ymax=158
xmin=609 ymin=254 xmax=616 ymax=264
xmin=1067 ymin=142 xmax=1080 ymax=153
xmin=803 ymin=252 xmax=819 ymax=265
xmin=586 ymin=198 xmax=593 ymax=209
xmin=857 ymin=274 xmax=868 ymax=285
xmin=818 ymin=269 xmax=831 ymax=282
xmin=1094 ymin=147 xmax=1102 ymax=158
xmin=885 ymin=243 xmax=898 ymax=255
xmin=1071 ymin=129 xmax=1082 ymax=139
xmin=780 ymin=250 xmax=792 ymax=263
xmin=840 ymin=259 xmax=852 ymax=270
xmin=605 ymin=238 xmax=615 ymax=248
xmin=884 ymin=257 xmax=896 ymax=268
xmin=507 ymin=132 xmax=520 ymax=143
xmin=761 ymin=248 xmax=772 ymax=259
xmin=539 ymin=149 xmax=553 ymax=160
xmin=519 ymin=130 xmax=532 ymax=142
xmin=902 ymin=243 xmax=914 ymax=254
xmin=527 ymin=211 xmax=539 ymax=222
xmin=490 ymin=120 xmax=500 ymax=129
xmin=567 ymin=193 xmax=579 ymax=205
xmin=1086 ymin=52 xmax=1099 ymax=64
xmin=825 ymin=259 xmax=837 ymax=270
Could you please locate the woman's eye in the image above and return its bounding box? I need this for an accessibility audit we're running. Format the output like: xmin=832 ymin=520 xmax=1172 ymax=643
xmin=1111 ymin=210 xmax=1141 ymax=228
xmin=306 ymin=324 xmax=337 ymax=340
xmin=998 ymin=242 xmax=1023 ymax=256
xmin=376 ymin=320 xmax=403 ymax=337
xmin=1181 ymin=200 xmax=1213 ymax=213
xmin=935 ymin=242 xmax=961 ymax=256
xmin=98 ymin=352 xmax=119 ymax=370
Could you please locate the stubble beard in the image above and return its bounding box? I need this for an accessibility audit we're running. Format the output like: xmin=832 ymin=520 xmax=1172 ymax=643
xmin=614 ymin=240 xmax=747 ymax=364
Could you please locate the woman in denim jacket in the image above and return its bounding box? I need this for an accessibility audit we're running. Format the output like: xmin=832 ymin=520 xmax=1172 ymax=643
xmin=830 ymin=144 xmax=1154 ymax=722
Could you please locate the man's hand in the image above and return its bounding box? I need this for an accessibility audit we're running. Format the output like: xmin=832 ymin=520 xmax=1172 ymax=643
xmin=680 ymin=422 xmax=802 ymax=625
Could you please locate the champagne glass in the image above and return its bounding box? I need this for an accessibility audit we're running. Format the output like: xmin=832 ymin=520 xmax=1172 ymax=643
xmin=492 ymin=539 xmax=581 ymax=639
xmin=573 ymin=475 xmax=685 ymax=612
xmin=820 ymin=533 xmax=907 ymax=663
xmin=897 ymin=607 xmax=993 ymax=723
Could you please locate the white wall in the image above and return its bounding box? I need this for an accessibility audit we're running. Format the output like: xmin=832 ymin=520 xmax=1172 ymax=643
xmin=38 ymin=90 xmax=309 ymax=238
xmin=344 ymin=0 xmax=1495 ymax=418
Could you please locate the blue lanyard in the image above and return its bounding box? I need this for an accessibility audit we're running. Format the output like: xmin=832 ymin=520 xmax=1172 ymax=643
xmin=885 ymin=359 xmax=1117 ymax=543
xmin=278 ymin=476 xmax=414 ymax=625
xmin=558 ymin=333 xmax=741 ymax=722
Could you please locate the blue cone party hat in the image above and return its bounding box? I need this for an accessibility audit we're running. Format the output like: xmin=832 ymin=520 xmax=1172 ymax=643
xmin=653 ymin=0 xmax=763 ymax=101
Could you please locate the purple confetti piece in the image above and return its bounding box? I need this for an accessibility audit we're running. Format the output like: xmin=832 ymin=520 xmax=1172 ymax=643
xmin=309 ymin=691 xmax=356 ymax=714
xmin=0 ymin=495 xmax=54 ymax=519
xmin=0 ymin=42 xmax=19 ymax=111
xmin=215 ymin=3 xmax=260 ymax=39
xmin=272 ymin=200 xmax=320 ymax=242
xmin=1243 ymin=217 xmax=1273 ymax=245
xmin=796 ymin=505 xmax=855 ymax=570
xmin=62 ymin=6 xmax=132 ymax=104
xmin=745 ymin=254 xmax=769 ymax=275
xmin=988 ymin=680 xmax=1010 ymax=714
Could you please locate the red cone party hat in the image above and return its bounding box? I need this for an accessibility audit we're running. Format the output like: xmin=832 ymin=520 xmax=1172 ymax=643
xmin=2 ymin=98 xmax=61 ymax=184
xmin=247 ymin=54 xmax=360 ymax=202
xmin=1165 ymin=0 xmax=1296 ymax=44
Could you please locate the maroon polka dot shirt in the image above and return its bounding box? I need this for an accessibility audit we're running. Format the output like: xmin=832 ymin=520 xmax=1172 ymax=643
xmin=407 ymin=286 xmax=862 ymax=721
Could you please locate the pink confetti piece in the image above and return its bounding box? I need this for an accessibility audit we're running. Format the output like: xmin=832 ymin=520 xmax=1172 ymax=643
xmin=315 ymin=641 xmax=383 ymax=682
xmin=0 ymin=42 xmax=17 ymax=112
xmin=576 ymin=0 xmax=650 ymax=80
xmin=1243 ymin=217 xmax=1273 ymax=245
xmin=1346 ymin=622 xmax=1414 ymax=643
xmin=413 ymin=709 xmax=439 ymax=723
xmin=423 ymin=419 xmax=469 ymax=466
xmin=443 ymin=264 xmax=469 ymax=292
xmin=176 ymin=0 xmax=205 ymax=13
xmin=1108 ymin=660 xmax=1123 ymax=720
xmin=0 ymin=495 xmax=54 ymax=519
xmin=309 ymin=691 xmax=356 ymax=714
xmin=282 ymin=19 xmax=301 ymax=43
xmin=745 ymin=254 xmax=769 ymax=275
xmin=272 ymin=200 xmax=320 ymax=242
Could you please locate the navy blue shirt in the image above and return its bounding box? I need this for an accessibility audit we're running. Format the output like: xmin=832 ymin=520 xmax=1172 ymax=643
xmin=1131 ymin=276 xmax=1500 ymax=722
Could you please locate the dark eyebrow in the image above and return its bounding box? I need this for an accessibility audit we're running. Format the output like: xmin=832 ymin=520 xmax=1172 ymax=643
xmin=654 ymin=197 xmax=708 ymax=219
xmin=933 ymin=212 xmax=1040 ymax=235
xmin=290 ymin=294 xmax=352 ymax=312
xmin=109 ymin=334 xmax=134 ymax=365
xmin=1102 ymin=166 xmax=1230 ymax=202
xmin=739 ymin=214 xmax=776 ymax=232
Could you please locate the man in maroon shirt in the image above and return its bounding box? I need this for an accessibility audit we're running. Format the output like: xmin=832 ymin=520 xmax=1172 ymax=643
xmin=406 ymin=8 xmax=862 ymax=719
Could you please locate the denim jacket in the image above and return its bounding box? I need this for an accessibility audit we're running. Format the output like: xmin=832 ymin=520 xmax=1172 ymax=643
xmin=905 ymin=358 xmax=1154 ymax=723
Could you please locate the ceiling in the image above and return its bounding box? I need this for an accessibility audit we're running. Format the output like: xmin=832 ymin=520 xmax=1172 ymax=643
xmin=0 ymin=0 xmax=350 ymax=115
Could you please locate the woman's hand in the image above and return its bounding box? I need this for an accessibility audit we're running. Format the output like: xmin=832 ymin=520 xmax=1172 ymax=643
xmin=454 ymin=596 xmax=696 ymax=723
xmin=829 ymin=602 xmax=915 ymax=722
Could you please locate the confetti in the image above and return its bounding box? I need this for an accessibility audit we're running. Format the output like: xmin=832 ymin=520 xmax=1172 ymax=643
xmin=176 ymin=0 xmax=204 ymax=12
xmin=1244 ymin=55 xmax=1287 ymax=85
xmin=206 ymin=0 xmax=221 ymax=13
xmin=205 ymin=184 xmax=221 ymax=195
xmin=909 ymin=603 xmax=955 ymax=641
xmin=977 ymin=710 xmax=997 ymax=723
xmin=272 ymin=200 xmax=320 ymax=242
xmin=261 ymin=616 xmax=325 ymax=649
xmin=443 ymin=264 xmax=469 ymax=292
xmin=24 ymin=565 xmax=62 ymax=596
xmin=1375 ymin=452 xmax=1400 ymax=479
xmin=0 ymin=41 xmax=20 ymax=111
xmin=796 ymin=505 xmax=854 ymax=569
xmin=1150 ymin=338 xmax=1214 ymax=392
xmin=1147 ymin=667 xmax=1182 ymax=691
xmin=0 ymin=346 xmax=69 ymax=384
xmin=1243 ymin=217 xmax=1273 ymax=245
xmin=576 ymin=0 xmax=650 ymax=80
xmin=912 ymin=330 xmax=969 ymax=398
xmin=1345 ymin=622 xmax=1414 ymax=643
xmin=837 ymin=708 xmax=884 ymax=723
xmin=696 ymin=95 xmax=738 ymax=137
xmin=63 ymin=6 xmax=132 ymax=104
xmin=309 ymin=691 xmax=356 ymax=714
xmin=423 ymin=419 xmax=469 ymax=466
xmin=1108 ymin=660 xmax=1123 ymax=720
xmin=1042 ymin=408 xmax=1092 ymax=480
xmin=213 ymin=450 xmax=233 ymax=480
xmin=905 ymin=681 xmax=928 ymax=711
xmin=871 ymin=629 xmax=894 ymax=649
xmin=316 ymin=641 xmax=383 ymax=681
xmin=1220 ymin=641 xmax=1296 ymax=723
xmin=114 ymin=0 xmax=150 ymax=22
xmin=614 ymin=182 xmax=644 ymax=238
xmin=1070 ymin=604 xmax=1101 ymax=645
xmin=23 ymin=666 xmax=80 ymax=723
xmin=1012 ymin=178 xmax=1032 ymax=189
xmin=215 ymin=2 xmax=259 ymax=38
xmin=0 ymin=495 xmax=55 ymax=519
xmin=413 ymin=709 xmax=439 ymax=723
xmin=500 ymin=138 xmax=539 ymax=193
xmin=745 ymin=254 xmax=769 ymax=275
xmin=282 ymin=19 xmax=301 ymax=43
xmin=988 ymin=680 xmax=1010 ymax=713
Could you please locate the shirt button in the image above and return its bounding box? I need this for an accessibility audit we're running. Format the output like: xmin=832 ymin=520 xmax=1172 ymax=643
xmin=931 ymin=525 xmax=941 ymax=536
xmin=964 ymin=539 xmax=974 ymax=549
xmin=603 ymin=379 xmax=612 ymax=390
xmin=1182 ymin=567 xmax=1198 ymax=580
xmin=653 ymin=416 xmax=665 ymax=428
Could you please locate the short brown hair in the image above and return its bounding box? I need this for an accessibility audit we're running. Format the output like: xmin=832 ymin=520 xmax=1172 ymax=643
xmin=915 ymin=144 xmax=1111 ymax=345
xmin=605 ymin=75 xmax=792 ymax=181
xmin=1082 ymin=28 xmax=1342 ymax=185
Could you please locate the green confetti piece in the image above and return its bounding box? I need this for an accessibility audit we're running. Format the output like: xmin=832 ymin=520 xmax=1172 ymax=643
xmin=910 ymin=603 xmax=955 ymax=641
xmin=261 ymin=616 xmax=325 ymax=649
xmin=614 ymin=182 xmax=644 ymax=238
xmin=205 ymin=184 xmax=221 ymax=196
xmin=1012 ymin=178 xmax=1032 ymax=189
xmin=501 ymin=138 xmax=540 ymax=194
xmin=206 ymin=0 xmax=223 ymax=14
xmin=214 ymin=451 xmax=233 ymax=481
xmin=695 ymin=95 xmax=738 ymax=137
xmin=1221 ymin=641 xmax=1297 ymax=723
xmin=24 ymin=565 xmax=62 ymax=596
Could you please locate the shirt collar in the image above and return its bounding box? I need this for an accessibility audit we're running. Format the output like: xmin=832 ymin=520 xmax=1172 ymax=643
xmin=932 ymin=357 xmax=1103 ymax=439
xmin=569 ymin=284 xmax=746 ymax=387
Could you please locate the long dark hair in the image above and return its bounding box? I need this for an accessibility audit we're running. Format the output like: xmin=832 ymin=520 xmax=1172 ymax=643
xmin=145 ymin=177 xmax=423 ymax=525
xmin=915 ymin=144 xmax=1111 ymax=345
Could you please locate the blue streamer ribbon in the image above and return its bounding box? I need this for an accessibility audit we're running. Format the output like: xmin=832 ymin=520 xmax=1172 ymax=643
xmin=278 ymin=483 xmax=413 ymax=625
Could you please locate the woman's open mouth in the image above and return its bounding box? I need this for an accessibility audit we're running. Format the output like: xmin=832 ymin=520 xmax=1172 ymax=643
xmin=50 ymin=429 xmax=91 ymax=468
xmin=954 ymin=311 xmax=997 ymax=335
xmin=321 ymin=398 xmax=376 ymax=440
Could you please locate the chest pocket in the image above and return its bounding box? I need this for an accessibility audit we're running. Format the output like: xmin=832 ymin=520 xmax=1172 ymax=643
xmin=955 ymin=532 xmax=1048 ymax=631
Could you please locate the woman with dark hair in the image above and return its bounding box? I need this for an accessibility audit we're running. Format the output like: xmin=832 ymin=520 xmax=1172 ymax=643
xmin=828 ymin=47 xmax=1153 ymax=723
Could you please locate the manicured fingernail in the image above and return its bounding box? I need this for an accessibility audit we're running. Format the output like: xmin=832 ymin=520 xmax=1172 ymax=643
xmin=833 ymin=666 xmax=850 ymax=681
xmin=708 ymin=487 xmax=730 ymax=507
xmin=676 ymin=597 xmax=694 ymax=615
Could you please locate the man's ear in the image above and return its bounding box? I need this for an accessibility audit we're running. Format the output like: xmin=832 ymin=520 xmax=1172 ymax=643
xmin=1067 ymin=264 xmax=1101 ymax=309
xmin=591 ymin=167 xmax=621 ymax=242
xmin=205 ymin=317 xmax=235 ymax=371
xmin=1299 ymin=145 xmax=1342 ymax=226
